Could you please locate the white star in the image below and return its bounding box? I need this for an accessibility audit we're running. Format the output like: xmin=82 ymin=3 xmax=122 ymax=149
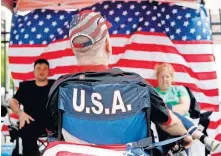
xmin=10 ymin=41 xmax=13 ymax=45
xmin=153 ymin=6 xmax=157 ymax=10
xmin=54 ymin=10 xmax=59 ymax=13
xmin=185 ymin=13 xmax=191 ymax=18
xmin=182 ymin=6 xmax=187 ymax=10
xmin=66 ymin=25 xmax=69 ymax=28
xmin=21 ymin=28 xmax=25 ymax=33
xmin=139 ymin=17 xmax=143 ymax=22
xmin=27 ymin=21 xmax=31 ymax=26
xmin=120 ymin=24 xmax=125 ymax=28
xmin=115 ymin=17 xmax=120 ymax=22
xmin=117 ymin=4 xmax=122 ymax=9
xmin=31 ymin=27 xmax=36 ymax=32
xmin=137 ymin=27 xmax=142 ymax=31
xmin=13 ymin=30 xmax=17 ymax=34
xmin=190 ymin=28 xmax=196 ymax=34
xmin=15 ymin=35 xmax=19 ymax=40
xmin=92 ymin=7 xmax=96 ymax=11
xmin=39 ymin=21 xmax=44 ymax=26
xmin=165 ymin=28 xmax=170 ymax=32
xmin=18 ymin=23 xmax=23 ymax=28
xmin=203 ymin=28 xmax=206 ymax=33
xmin=172 ymin=9 xmax=177 ymax=14
xmin=18 ymin=18 xmax=22 ymax=22
xmin=142 ymin=5 xmax=147 ymax=9
xmin=46 ymin=14 xmax=52 ymax=19
xmin=197 ymin=21 xmax=202 ymax=26
xmin=24 ymin=34 xmax=29 ymax=39
xmin=50 ymin=34 xmax=55 ymax=39
xmin=128 ymin=18 xmax=132 ymax=22
xmin=197 ymin=35 xmax=201 ymax=40
xmin=44 ymin=28 xmax=49 ymax=33
xmin=109 ymin=10 xmax=114 ymax=15
xmin=157 ymin=13 xmax=161 ymax=17
xmin=130 ymin=5 xmax=135 ymax=10
xmin=64 ymin=21 xmax=69 ymax=26
xmin=207 ymin=35 xmax=211 ymax=40
xmin=146 ymin=11 xmax=151 ymax=15
xmin=24 ymin=16 xmax=28 ymax=21
xmin=150 ymin=28 xmax=155 ymax=32
xmin=34 ymin=14 xmax=39 ymax=19
xmin=170 ymin=35 xmax=174 ymax=40
xmin=122 ymin=11 xmax=127 ymax=16
xmin=113 ymin=30 xmax=118 ymax=34
xmin=63 ymin=35 xmax=68 ymax=39
xmin=176 ymin=28 xmax=181 ymax=34
xmin=158 ymin=23 xmax=162 ymax=27
xmin=59 ymin=15 xmax=65 ymax=20
xmin=59 ymin=30 xmax=63 ymax=35
xmin=52 ymin=38 xmax=56 ymax=41
xmin=104 ymin=4 xmax=109 ymax=9
xmin=166 ymin=15 xmax=170 ymax=19
xmin=177 ymin=16 xmax=182 ymax=20
xmin=135 ymin=12 xmax=140 ymax=16
xmin=170 ymin=21 xmax=176 ymax=27
xmin=161 ymin=8 xmax=165 ymax=12
xmin=36 ymin=34 xmax=42 ymax=39
xmin=42 ymin=41 xmax=47 ymax=44
xmin=52 ymin=21 xmax=57 ymax=26
xmin=161 ymin=20 xmax=165 ymax=25
xmin=145 ymin=22 xmax=149 ymax=26
xmin=57 ymin=28 xmax=62 ymax=32
xmin=18 ymin=41 xmax=23 ymax=45
xmin=126 ymin=30 xmax=130 ymax=34
xmin=29 ymin=40 xmax=34 ymax=45
xmin=11 ymin=23 xmax=15 ymax=27
xmin=184 ymin=21 xmax=189 ymax=27
xmin=152 ymin=16 xmax=157 ymax=21
xmin=41 ymin=9 xmax=46 ymax=13
xmin=132 ymin=24 xmax=137 ymax=29
xmin=182 ymin=36 xmax=187 ymax=41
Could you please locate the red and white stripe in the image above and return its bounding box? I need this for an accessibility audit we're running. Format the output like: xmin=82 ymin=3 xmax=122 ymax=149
xmin=43 ymin=141 xmax=126 ymax=156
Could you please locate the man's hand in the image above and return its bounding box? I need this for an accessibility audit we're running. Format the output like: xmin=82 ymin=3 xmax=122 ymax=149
xmin=183 ymin=135 xmax=193 ymax=149
xmin=18 ymin=111 xmax=35 ymax=129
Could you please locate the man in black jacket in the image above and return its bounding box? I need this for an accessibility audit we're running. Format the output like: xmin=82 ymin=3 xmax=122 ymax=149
xmin=9 ymin=59 xmax=55 ymax=156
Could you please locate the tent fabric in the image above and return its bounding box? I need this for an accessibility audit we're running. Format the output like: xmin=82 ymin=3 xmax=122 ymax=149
xmin=2 ymin=0 xmax=201 ymax=12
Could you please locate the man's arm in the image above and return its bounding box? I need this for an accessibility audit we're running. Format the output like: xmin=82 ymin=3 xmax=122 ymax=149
xmin=9 ymin=98 xmax=22 ymax=115
xmin=9 ymin=82 xmax=34 ymax=129
xmin=159 ymin=110 xmax=188 ymax=136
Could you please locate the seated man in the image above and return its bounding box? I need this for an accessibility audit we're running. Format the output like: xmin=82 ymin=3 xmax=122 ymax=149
xmin=46 ymin=10 xmax=192 ymax=155
xmin=9 ymin=59 xmax=55 ymax=156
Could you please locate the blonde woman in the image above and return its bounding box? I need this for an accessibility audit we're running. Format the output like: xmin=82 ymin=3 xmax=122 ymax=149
xmin=155 ymin=63 xmax=220 ymax=153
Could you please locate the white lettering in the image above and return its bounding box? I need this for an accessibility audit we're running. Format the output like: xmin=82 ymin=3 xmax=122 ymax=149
xmin=91 ymin=93 xmax=104 ymax=114
xmin=112 ymin=90 xmax=126 ymax=114
xmin=73 ymin=88 xmax=85 ymax=112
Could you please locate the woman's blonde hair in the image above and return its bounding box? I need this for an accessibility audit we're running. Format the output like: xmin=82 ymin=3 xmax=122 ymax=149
xmin=155 ymin=63 xmax=175 ymax=78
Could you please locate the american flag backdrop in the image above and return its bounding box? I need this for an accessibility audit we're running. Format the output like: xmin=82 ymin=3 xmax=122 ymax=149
xmin=8 ymin=0 xmax=221 ymax=153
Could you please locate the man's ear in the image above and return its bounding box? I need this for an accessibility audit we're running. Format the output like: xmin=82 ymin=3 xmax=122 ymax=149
xmin=105 ymin=38 xmax=112 ymax=56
